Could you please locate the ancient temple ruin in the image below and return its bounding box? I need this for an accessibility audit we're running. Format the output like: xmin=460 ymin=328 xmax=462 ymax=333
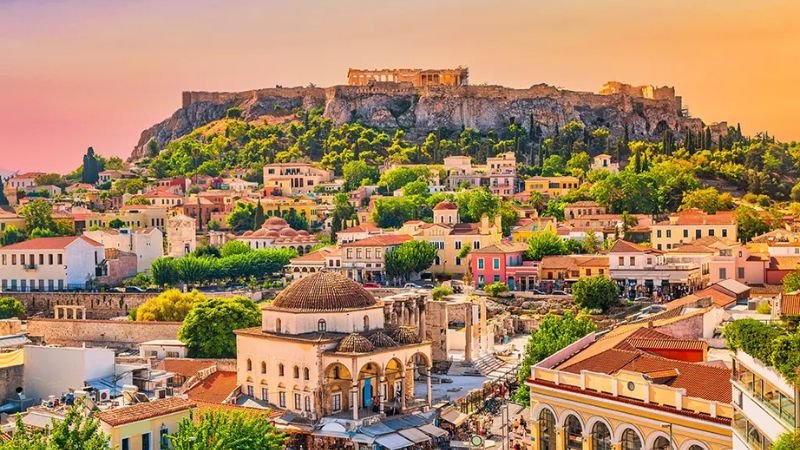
xmin=347 ymin=67 xmax=469 ymax=87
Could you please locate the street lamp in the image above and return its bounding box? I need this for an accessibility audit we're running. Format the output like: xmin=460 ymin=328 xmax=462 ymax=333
xmin=661 ymin=423 xmax=674 ymax=450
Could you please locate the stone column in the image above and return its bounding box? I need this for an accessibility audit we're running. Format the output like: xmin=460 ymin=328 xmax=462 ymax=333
xmin=401 ymin=304 xmax=408 ymax=325
xmin=426 ymin=367 xmax=433 ymax=405
xmin=419 ymin=305 xmax=426 ymax=340
xmin=351 ymin=384 xmax=359 ymax=421
xmin=464 ymin=304 xmax=473 ymax=363
xmin=480 ymin=298 xmax=488 ymax=356
xmin=379 ymin=377 xmax=387 ymax=414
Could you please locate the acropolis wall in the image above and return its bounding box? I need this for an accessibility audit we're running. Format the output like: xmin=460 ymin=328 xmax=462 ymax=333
xmin=347 ymin=67 xmax=468 ymax=87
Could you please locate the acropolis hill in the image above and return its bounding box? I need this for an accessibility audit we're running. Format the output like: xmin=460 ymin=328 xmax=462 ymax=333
xmin=131 ymin=67 xmax=723 ymax=160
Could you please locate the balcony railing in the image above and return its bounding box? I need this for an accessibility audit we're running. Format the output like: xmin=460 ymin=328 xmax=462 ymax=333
xmin=23 ymin=263 xmax=37 ymax=271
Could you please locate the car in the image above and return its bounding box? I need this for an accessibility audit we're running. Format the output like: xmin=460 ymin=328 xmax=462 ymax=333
xmin=633 ymin=296 xmax=652 ymax=302
xmin=124 ymin=286 xmax=146 ymax=293
xmin=361 ymin=282 xmax=381 ymax=288
xmin=403 ymin=283 xmax=419 ymax=289
xmin=531 ymin=288 xmax=546 ymax=295
xmin=551 ymin=290 xmax=570 ymax=296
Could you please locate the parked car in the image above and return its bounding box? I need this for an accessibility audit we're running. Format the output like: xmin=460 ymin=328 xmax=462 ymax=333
xmin=124 ymin=286 xmax=146 ymax=293
xmin=361 ymin=282 xmax=381 ymax=288
xmin=551 ymin=290 xmax=570 ymax=296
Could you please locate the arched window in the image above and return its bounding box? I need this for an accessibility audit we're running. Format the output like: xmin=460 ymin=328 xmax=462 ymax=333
xmin=317 ymin=319 xmax=327 ymax=332
xmin=688 ymin=446 xmax=704 ymax=450
xmin=591 ymin=422 xmax=611 ymax=450
xmin=276 ymin=318 xmax=282 ymax=333
xmin=333 ymin=366 xmax=340 ymax=379
xmin=304 ymin=368 xmax=310 ymax=380
xmin=293 ymin=366 xmax=300 ymax=379
xmin=621 ymin=429 xmax=642 ymax=450
xmin=304 ymin=395 xmax=311 ymax=411
xmin=653 ymin=437 xmax=671 ymax=450
xmin=278 ymin=364 xmax=285 ymax=376
xmin=363 ymin=315 xmax=370 ymax=331
xmin=261 ymin=362 xmax=267 ymax=374
xmin=538 ymin=409 xmax=556 ymax=450
xmin=565 ymin=415 xmax=583 ymax=450
xmin=246 ymin=359 xmax=252 ymax=371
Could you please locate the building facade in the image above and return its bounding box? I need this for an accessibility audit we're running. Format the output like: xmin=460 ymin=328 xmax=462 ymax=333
xmin=0 ymin=236 xmax=104 ymax=291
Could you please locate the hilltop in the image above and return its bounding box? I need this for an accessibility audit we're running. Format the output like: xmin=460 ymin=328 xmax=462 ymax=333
xmin=130 ymin=80 xmax=717 ymax=161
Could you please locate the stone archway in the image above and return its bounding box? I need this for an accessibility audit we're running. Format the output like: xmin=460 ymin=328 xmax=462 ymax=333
xmin=356 ymin=362 xmax=382 ymax=410
xmin=322 ymin=363 xmax=352 ymax=416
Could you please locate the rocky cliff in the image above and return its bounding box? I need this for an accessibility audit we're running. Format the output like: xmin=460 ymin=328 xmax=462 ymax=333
xmin=130 ymin=82 xmax=707 ymax=160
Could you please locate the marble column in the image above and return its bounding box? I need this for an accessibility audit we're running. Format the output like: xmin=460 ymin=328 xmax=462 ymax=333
xmin=426 ymin=367 xmax=433 ymax=405
xmin=351 ymin=385 xmax=359 ymax=421
xmin=379 ymin=377 xmax=387 ymax=414
xmin=464 ymin=304 xmax=473 ymax=363
xmin=480 ymin=298 xmax=489 ymax=356
xmin=419 ymin=306 xmax=426 ymax=340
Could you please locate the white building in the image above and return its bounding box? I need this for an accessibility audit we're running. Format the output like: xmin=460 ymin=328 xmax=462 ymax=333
xmin=84 ymin=228 xmax=164 ymax=274
xmin=591 ymin=153 xmax=619 ymax=172
xmin=23 ymin=346 xmax=115 ymax=402
xmin=139 ymin=340 xmax=188 ymax=360
xmin=166 ymin=214 xmax=196 ymax=257
xmin=0 ymin=236 xmax=104 ymax=292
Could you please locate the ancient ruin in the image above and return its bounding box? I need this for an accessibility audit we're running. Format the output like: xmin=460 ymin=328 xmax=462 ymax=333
xmin=347 ymin=67 xmax=469 ymax=87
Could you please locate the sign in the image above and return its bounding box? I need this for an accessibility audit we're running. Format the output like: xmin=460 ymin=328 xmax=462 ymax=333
xmin=470 ymin=435 xmax=484 ymax=447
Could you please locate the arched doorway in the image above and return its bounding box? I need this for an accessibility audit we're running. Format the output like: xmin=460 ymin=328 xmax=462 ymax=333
xmin=538 ymin=409 xmax=556 ymax=450
xmin=323 ymin=363 xmax=352 ymax=415
xmin=357 ymin=362 xmax=381 ymax=410
xmin=653 ymin=436 xmax=671 ymax=450
xmin=621 ymin=429 xmax=642 ymax=450
xmin=384 ymin=358 xmax=404 ymax=414
xmin=591 ymin=422 xmax=612 ymax=450
xmin=564 ymin=415 xmax=583 ymax=450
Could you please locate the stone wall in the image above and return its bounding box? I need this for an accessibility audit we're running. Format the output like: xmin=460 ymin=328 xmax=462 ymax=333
xmin=0 ymin=320 xmax=22 ymax=336
xmin=27 ymin=319 xmax=182 ymax=349
xmin=425 ymin=301 xmax=448 ymax=364
xmin=0 ymin=365 xmax=24 ymax=402
xmin=655 ymin=314 xmax=704 ymax=340
xmin=13 ymin=292 xmax=157 ymax=320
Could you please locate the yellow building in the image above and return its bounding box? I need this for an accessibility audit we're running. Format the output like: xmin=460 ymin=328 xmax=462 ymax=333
xmin=524 ymin=176 xmax=580 ymax=198
xmin=511 ymin=218 xmax=558 ymax=243
xmin=86 ymin=205 xmax=168 ymax=231
xmin=250 ymin=197 xmax=321 ymax=228
xmin=0 ymin=209 xmax=25 ymax=233
xmin=97 ymin=397 xmax=195 ymax=450
xmin=527 ymin=324 xmax=732 ymax=450
xmin=651 ymin=208 xmax=737 ymax=251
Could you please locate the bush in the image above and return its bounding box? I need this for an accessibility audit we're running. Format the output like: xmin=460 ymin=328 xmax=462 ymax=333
xmin=774 ymin=431 xmax=800 ymax=450
xmin=0 ymin=297 xmax=25 ymax=319
xmin=572 ymin=276 xmax=619 ymax=312
xmin=756 ymin=302 xmax=772 ymax=315
xmin=135 ymin=289 xmax=204 ymax=322
xmin=431 ymin=285 xmax=453 ymax=301
xmin=485 ymin=282 xmax=509 ymax=297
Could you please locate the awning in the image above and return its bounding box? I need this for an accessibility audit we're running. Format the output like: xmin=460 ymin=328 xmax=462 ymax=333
xmin=398 ymin=427 xmax=432 ymax=444
xmin=440 ymin=408 xmax=468 ymax=426
xmin=419 ymin=423 xmax=449 ymax=438
xmin=351 ymin=433 xmax=375 ymax=444
xmin=311 ymin=430 xmax=351 ymax=440
xmin=375 ymin=433 xmax=414 ymax=449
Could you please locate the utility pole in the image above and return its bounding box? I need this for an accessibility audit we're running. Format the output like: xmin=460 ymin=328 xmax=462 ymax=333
xmin=661 ymin=423 xmax=674 ymax=450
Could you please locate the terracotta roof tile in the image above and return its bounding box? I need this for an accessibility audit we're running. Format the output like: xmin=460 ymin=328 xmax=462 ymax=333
xmin=609 ymin=240 xmax=660 ymax=254
xmin=0 ymin=236 xmax=102 ymax=250
xmin=655 ymin=208 xmax=736 ymax=226
xmin=342 ymin=234 xmax=411 ymax=247
xmin=156 ymin=359 xmax=216 ymax=378
xmin=184 ymin=371 xmax=238 ymax=404
xmin=433 ymin=201 xmax=458 ymax=210
xmin=270 ymin=272 xmax=377 ymax=311
xmin=98 ymin=398 xmax=195 ymax=426
xmin=780 ymin=292 xmax=800 ymax=316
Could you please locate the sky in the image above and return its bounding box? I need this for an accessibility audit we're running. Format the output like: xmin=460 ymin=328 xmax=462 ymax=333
xmin=1 ymin=0 xmax=798 ymax=173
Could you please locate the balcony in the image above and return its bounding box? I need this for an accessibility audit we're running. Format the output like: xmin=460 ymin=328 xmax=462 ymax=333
xmin=23 ymin=263 xmax=37 ymax=272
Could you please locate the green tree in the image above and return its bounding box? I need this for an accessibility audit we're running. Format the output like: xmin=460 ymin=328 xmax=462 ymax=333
xmin=207 ymin=219 xmax=221 ymax=231
xmin=372 ymin=197 xmax=415 ymax=228
xmin=784 ymin=270 xmax=800 ymax=292
xmin=1 ymin=414 xmax=46 ymax=449
xmin=525 ymin=230 xmax=566 ymax=261
xmin=151 ymin=257 xmax=178 ymax=286
xmin=253 ymin=201 xmax=265 ymax=230
xmin=81 ymin=147 xmax=101 ymax=185
xmin=220 ymin=240 xmax=252 ymax=258
xmin=48 ymin=400 xmax=110 ymax=450
xmin=455 ymin=187 xmax=498 ymax=223
xmin=29 ymin=227 xmax=58 ymax=239
xmin=0 ymin=297 xmax=24 ymax=319
xmin=192 ymin=244 xmax=221 ymax=258
xmin=284 ymin=208 xmax=309 ymax=231
xmin=227 ymin=201 xmax=256 ymax=231
xmin=226 ymin=107 xmax=243 ymax=119
xmin=431 ymin=285 xmax=453 ymax=301
xmin=169 ymin=409 xmax=286 ymax=450
xmin=0 ymin=226 xmax=25 ymax=246
xmin=735 ymin=205 xmax=771 ymax=243
xmin=343 ymin=160 xmax=379 ymax=191
xmin=378 ymin=166 xmax=431 ymax=192
xmin=108 ymin=218 xmax=125 ymax=229
xmin=178 ymin=296 xmax=261 ymax=358
xmin=385 ymin=240 xmax=437 ymax=283
xmin=572 ymin=276 xmax=619 ymax=312
xmin=146 ymin=138 xmax=159 ymax=157
xmin=774 ymin=431 xmax=800 ymax=450
xmin=497 ymin=201 xmax=520 ymax=236
xmin=583 ymin=230 xmax=601 ymax=254
xmin=565 ymin=152 xmax=591 ymax=178
xmin=34 ymin=173 xmax=67 ymax=189
xmin=541 ymin=155 xmax=565 ymax=176
xmin=21 ymin=199 xmax=56 ymax=233
xmin=514 ymin=312 xmax=597 ymax=405
xmin=174 ymin=257 xmax=213 ymax=287
xmin=485 ymin=282 xmax=509 ymax=297
xmin=135 ymin=289 xmax=203 ymax=322
xmin=679 ymin=187 xmax=734 ymax=214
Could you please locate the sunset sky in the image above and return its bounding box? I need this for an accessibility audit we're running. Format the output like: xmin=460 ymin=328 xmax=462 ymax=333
xmin=1 ymin=0 xmax=798 ymax=173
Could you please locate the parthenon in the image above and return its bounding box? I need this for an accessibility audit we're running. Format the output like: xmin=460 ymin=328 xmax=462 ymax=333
xmin=347 ymin=67 xmax=469 ymax=87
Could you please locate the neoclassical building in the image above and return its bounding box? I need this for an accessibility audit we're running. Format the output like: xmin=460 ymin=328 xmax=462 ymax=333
xmin=235 ymin=272 xmax=433 ymax=423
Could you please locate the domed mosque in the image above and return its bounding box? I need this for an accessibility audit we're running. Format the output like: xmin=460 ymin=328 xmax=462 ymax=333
xmin=234 ymin=271 xmax=433 ymax=429
xmin=235 ymin=216 xmax=319 ymax=255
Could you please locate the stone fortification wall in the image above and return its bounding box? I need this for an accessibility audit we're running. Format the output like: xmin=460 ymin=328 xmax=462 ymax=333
xmin=27 ymin=319 xmax=182 ymax=349
xmin=13 ymin=292 xmax=156 ymax=320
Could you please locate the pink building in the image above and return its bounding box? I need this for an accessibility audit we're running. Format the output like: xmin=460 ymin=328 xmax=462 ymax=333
xmin=470 ymin=242 xmax=528 ymax=289
xmin=704 ymin=239 xmax=768 ymax=286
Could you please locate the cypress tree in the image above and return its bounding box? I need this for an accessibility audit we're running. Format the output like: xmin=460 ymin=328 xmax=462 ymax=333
xmin=736 ymin=123 xmax=742 ymax=140
xmin=81 ymin=147 xmax=99 ymax=185
xmin=253 ymin=200 xmax=265 ymax=230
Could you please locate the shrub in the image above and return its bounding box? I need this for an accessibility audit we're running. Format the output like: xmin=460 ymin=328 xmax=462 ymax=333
xmin=485 ymin=282 xmax=509 ymax=297
xmin=756 ymin=301 xmax=772 ymax=315
xmin=572 ymin=276 xmax=620 ymax=312
xmin=431 ymin=285 xmax=453 ymax=301
xmin=0 ymin=297 xmax=25 ymax=319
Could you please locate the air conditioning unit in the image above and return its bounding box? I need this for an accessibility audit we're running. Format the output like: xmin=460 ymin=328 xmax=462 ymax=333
xmin=98 ymin=389 xmax=111 ymax=402
xmin=155 ymin=388 xmax=167 ymax=399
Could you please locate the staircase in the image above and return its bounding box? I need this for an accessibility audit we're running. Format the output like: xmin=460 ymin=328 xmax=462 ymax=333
xmin=451 ymin=353 xmax=506 ymax=377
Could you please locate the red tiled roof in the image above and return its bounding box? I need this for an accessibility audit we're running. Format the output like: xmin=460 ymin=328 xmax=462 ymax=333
xmin=656 ymin=208 xmax=736 ymax=226
xmin=98 ymin=398 xmax=195 ymax=426
xmin=184 ymin=371 xmax=238 ymax=404
xmin=341 ymin=234 xmax=411 ymax=247
xmin=625 ymin=338 xmax=708 ymax=352
xmin=609 ymin=240 xmax=660 ymax=254
xmin=781 ymin=293 xmax=800 ymax=316
xmin=560 ymin=348 xmax=731 ymax=403
xmin=156 ymin=359 xmax=216 ymax=378
xmin=339 ymin=224 xmax=381 ymax=234
xmin=433 ymin=201 xmax=458 ymax=210
xmin=0 ymin=236 xmax=102 ymax=250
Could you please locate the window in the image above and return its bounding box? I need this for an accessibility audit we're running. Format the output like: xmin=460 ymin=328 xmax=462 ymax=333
xmin=723 ymin=229 xmax=728 ymax=238
xmin=696 ymin=229 xmax=702 ymax=239
xmin=363 ymin=315 xmax=369 ymax=331
xmin=294 ymin=393 xmax=301 ymax=410
xmin=478 ymin=258 xmax=484 ymax=269
xmin=621 ymin=429 xmax=641 ymax=450
xmin=455 ymin=257 xmax=461 ymax=266
xmin=261 ymin=387 xmax=268 ymax=401
xmin=275 ymin=319 xmax=281 ymax=333
xmin=279 ymin=391 xmax=286 ymax=408
xmin=332 ymin=392 xmax=342 ymax=412
xmin=719 ymin=268 xmax=727 ymax=279
xmin=653 ymin=437 xmax=671 ymax=450
xmin=565 ymin=415 xmax=583 ymax=450
xmin=592 ymin=422 xmax=611 ymax=450
xmin=493 ymin=258 xmax=500 ymax=270
xmin=683 ymin=229 xmax=689 ymax=238
xmin=317 ymin=319 xmax=327 ymax=332
xmin=629 ymin=256 xmax=635 ymax=266
xmin=305 ymin=396 xmax=311 ymax=411
xmin=599 ymin=269 xmax=604 ymax=275
xmin=278 ymin=364 xmax=284 ymax=376
xmin=618 ymin=256 xmax=624 ymax=266
xmin=141 ymin=433 xmax=151 ymax=450
xmin=455 ymin=241 xmax=462 ymax=250
xmin=666 ymin=229 xmax=672 ymax=238
xmin=738 ymin=267 xmax=745 ymax=279
xmin=293 ymin=366 xmax=300 ymax=379
xmin=121 ymin=437 xmax=130 ymax=450
xmin=48 ymin=254 xmax=53 ymax=265
xmin=247 ymin=385 xmax=254 ymax=397
xmin=304 ymin=367 xmax=310 ymax=380
xmin=586 ymin=269 xmax=592 ymax=276
xmin=57 ymin=254 xmax=62 ymax=265
xmin=160 ymin=428 xmax=169 ymax=449
xmin=473 ymin=241 xmax=480 ymax=250
xmin=657 ymin=230 xmax=662 ymax=238
xmin=709 ymin=229 xmax=715 ymax=236
xmin=247 ymin=359 xmax=252 ymax=371
xmin=538 ymin=409 xmax=556 ymax=450
xmin=261 ymin=362 xmax=267 ymax=374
